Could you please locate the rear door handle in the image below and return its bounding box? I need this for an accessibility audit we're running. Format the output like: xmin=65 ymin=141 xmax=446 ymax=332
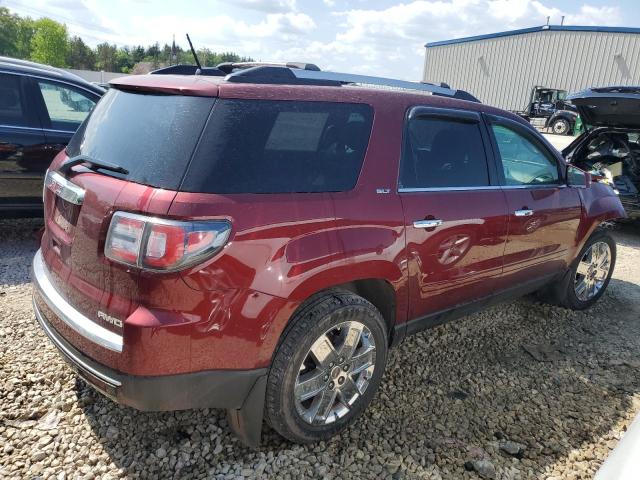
xmin=413 ymin=219 xmax=443 ymax=229
xmin=514 ymin=209 xmax=534 ymax=217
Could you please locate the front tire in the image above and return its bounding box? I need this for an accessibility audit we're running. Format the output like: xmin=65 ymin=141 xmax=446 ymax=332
xmin=551 ymin=118 xmax=571 ymax=135
xmin=546 ymin=230 xmax=616 ymax=310
xmin=265 ymin=290 xmax=388 ymax=443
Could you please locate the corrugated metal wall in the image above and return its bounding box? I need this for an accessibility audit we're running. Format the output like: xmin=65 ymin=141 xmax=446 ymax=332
xmin=423 ymin=30 xmax=640 ymax=111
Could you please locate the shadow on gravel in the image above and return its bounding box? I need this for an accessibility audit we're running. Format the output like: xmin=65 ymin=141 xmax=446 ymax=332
xmin=0 ymin=218 xmax=43 ymax=287
xmin=611 ymin=221 xmax=640 ymax=249
xmin=76 ymin=278 xmax=640 ymax=478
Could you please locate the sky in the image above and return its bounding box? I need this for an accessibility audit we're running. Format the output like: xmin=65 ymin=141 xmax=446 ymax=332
xmin=3 ymin=0 xmax=639 ymax=80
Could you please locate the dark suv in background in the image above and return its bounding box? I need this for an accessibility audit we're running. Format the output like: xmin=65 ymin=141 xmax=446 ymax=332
xmin=565 ymin=86 xmax=640 ymax=219
xmin=32 ymin=64 xmax=624 ymax=447
xmin=0 ymin=57 xmax=103 ymax=216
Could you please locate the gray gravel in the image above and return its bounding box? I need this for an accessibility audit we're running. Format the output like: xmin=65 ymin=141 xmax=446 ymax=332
xmin=1 ymin=218 xmax=640 ymax=479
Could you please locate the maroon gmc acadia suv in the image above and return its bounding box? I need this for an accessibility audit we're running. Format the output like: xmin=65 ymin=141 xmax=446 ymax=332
xmin=32 ymin=63 xmax=625 ymax=446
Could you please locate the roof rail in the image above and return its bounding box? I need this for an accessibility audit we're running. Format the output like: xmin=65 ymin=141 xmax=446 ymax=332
xmin=216 ymin=61 xmax=320 ymax=74
xmin=225 ymin=66 xmax=480 ymax=101
xmin=150 ymin=64 xmax=226 ymax=76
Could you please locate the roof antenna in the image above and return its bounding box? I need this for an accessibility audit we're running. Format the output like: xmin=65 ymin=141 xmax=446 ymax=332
xmin=186 ymin=33 xmax=202 ymax=74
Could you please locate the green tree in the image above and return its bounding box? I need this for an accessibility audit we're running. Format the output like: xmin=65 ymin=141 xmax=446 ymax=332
xmin=30 ymin=18 xmax=68 ymax=66
xmin=131 ymin=45 xmax=145 ymax=63
xmin=66 ymin=35 xmax=95 ymax=69
xmin=95 ymin=42 xmax=117 ymax=71
xmin=115 ymin=47 xmax=134 ymax=73
xmin=0 ymin=7 xmax=19 ymax=56
xmin=15 ymin=17 xmax=35 ymax=58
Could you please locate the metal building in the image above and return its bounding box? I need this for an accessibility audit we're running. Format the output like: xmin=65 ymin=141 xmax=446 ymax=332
xmin=423 ymin=25 xmax=640 ymax=111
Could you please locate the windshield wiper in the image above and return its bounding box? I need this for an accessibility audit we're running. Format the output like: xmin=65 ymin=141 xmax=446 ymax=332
xmin=59 ymin=154 xmax=129 ymax=175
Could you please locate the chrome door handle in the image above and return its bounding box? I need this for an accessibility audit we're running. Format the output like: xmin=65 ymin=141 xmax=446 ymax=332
xmin=514 ymin=209 xmax=534 ymax=217
xmin=413 ymin=219 xmax=443 ymax=229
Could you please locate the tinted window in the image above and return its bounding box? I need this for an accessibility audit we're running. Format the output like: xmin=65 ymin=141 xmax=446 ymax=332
xmin=182 ymin=99 xmax=373 ymax=194
xmin=37 ymin=80 xmax=96 ymax=131
xmin=0 ymin=73 xmax=27 ymax=126
xmin=67 ymin=89 xmax=215 ymax=190
xmin=491 ymin=124 xmax=560 ymax=185
xmin=400 ymin=116 xmax=489 ymax=188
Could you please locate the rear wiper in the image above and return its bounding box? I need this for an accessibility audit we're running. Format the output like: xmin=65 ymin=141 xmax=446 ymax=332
xmin=59 ymin=154 xmax=129 ymax=175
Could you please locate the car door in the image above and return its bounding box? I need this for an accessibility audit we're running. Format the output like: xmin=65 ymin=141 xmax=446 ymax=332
xmin=398 ymin=106 xmax=509 ymax=327
xmin=0 ymin=72 xmax=49 ymax=210
xmin=486 ymin=114 xmax=582 ymax=287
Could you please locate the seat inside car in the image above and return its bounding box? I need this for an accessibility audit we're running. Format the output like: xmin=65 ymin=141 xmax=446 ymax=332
xmin=415 ymin=125 xmax=471 ymax=187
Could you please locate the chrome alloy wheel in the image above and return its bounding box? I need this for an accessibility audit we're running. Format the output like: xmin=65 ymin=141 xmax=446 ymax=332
xmin=574 ymin=241 xmax=611 ymax=301
xmin=294 ymin=321 xmax=376 ymax=425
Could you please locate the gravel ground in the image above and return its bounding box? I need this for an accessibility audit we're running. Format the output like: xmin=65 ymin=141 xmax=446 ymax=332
xmin=1 ymin=218 xmax=639 ymax=480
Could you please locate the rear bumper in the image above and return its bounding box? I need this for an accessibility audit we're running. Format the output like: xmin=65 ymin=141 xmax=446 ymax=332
xmin=32 ymin=252 xmax=267 ymax=412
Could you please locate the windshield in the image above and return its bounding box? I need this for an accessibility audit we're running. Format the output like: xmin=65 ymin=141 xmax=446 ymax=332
xmin=66 ymin=89 xmax=215 ymax=190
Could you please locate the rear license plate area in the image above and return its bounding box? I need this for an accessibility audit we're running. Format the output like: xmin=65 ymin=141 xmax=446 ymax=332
xmin=53 ymin=195 xmax=80 ymax=234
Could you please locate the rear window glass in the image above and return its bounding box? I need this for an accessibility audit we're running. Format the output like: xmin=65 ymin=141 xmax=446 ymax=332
xmin=182 ymin=99 xmax=373 ymax=194
xmin=66 ymin=89 xmax=214 ymax=190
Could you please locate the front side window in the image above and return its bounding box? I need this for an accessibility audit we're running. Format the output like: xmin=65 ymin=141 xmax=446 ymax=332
xmin=491 ymin=124 xmax=560 ymax=186
xmin=399 ymin=115 xmax=490 ymax=189
xmin=183 ymin=99 xmax=373 ymax=194
xmin=37 ymin=80 xmax=96 ymax=130
xmin=0 ymin=73 xmax=28 ymax=127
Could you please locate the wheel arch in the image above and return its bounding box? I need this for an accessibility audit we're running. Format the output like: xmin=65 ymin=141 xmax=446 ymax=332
xmin=575 ymin=184 xmax=626 ymax=253
xmin=547 ymin=110 xmax=577 ymax=129
xmin=274 ymin=277 xmax=400 ymax=357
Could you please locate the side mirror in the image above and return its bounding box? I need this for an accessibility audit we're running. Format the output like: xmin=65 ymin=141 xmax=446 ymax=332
xmin=566 ymin=165 xmax=591 ymax=188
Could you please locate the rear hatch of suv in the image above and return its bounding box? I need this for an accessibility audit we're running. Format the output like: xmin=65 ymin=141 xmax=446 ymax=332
xmin=39 ymin=81 xmax=217 ymax=369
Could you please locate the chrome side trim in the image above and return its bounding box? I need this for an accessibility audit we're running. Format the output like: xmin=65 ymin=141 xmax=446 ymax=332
xmin=45 ymin=171 xmax=85 ymax=205
xmin=33 ymin=298 xmax=121 ymax=387
xmin=32 ymin=250 xmax=123 ymax=352
xmin=501 ymin=184 xmax=566 ymax=190
xmin=0 ymin=124 xmax=77 ymax=134
xmin=398 ymin=184 xmax=566 ymax=193
xmin=399 ymin=186 xmax=500 ymax=193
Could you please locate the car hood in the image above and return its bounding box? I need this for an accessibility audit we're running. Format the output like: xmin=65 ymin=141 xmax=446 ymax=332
xmin=567 ymin=87 xmax=640 ymax=128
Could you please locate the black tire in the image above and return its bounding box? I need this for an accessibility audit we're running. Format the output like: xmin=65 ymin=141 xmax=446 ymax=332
xmin=551 ymin=118 xmax=571 ymax=135
xmin=265 ymin=290 xmax=388 ymax=443
xmin=543 ymin=230 xmax=616 ymax=310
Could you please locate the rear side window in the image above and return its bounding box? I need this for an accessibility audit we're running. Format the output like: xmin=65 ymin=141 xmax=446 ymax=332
xmin=0 ymin=73 xmax=27 ymax=126
xmin=400 ymin=115 xmax=489 ymax=189
xmin=36 ymin=80 xmax=96 ymax=131
xmin=182 ymin=99 xmax=373 ymax=194
xmin=66 ymin=89 xmax=215 ymax=190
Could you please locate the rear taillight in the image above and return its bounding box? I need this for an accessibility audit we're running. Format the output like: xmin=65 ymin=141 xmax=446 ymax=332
xmin=105 ymin=212 xmax=231 ymax=271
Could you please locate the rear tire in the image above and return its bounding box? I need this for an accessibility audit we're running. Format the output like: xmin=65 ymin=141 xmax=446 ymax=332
xmin=542 ymin=230 xmax=616 ymax=310
xmin=265 ymin=290 xmax=388 ymax=443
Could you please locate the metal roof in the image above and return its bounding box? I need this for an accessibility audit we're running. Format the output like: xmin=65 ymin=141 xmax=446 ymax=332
xmin=426 ymin=25 xmax=640 ymax=48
